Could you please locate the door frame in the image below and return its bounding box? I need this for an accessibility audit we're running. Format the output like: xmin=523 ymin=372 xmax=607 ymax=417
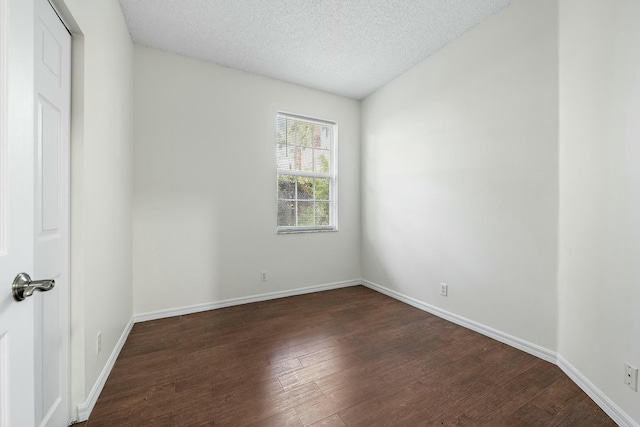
xmin=46 ymin=0 xmax=82 ymax=422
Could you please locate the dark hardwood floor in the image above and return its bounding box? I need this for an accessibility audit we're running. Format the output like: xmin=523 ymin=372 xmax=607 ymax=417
xmin=82 ymin=286 xmax=615 ymax=426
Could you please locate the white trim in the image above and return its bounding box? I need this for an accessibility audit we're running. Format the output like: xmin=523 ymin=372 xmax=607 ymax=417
xmin=557 ymin=355 xmax=640 ymax=427
xmin=0 ymin=0 xmax=6 ymax=256
xmin=76 ymin=318 xmax=134 ymax=422
xmin=277 ymin=226 xmax=337 ymax=234
xmin=76 ymin=279 xmax=639 ymax=427
xmin=361 ymin=279 xmax=556 ymax=363
xmin=362 ymin=279 xmax=640 ymax=427
xmin=134 ymin=279 xmax=360 ymax=323
xmin=75 ymin=279 xmax=360 ymax=421
xmin=278 ymin=169 xmax=331 ymax=179
xmin=276 ymin=111 xmax=335 ymax=126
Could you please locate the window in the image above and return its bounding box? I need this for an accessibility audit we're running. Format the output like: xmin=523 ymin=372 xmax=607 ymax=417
xmin=276 ymin=113 xmax=336 ymax=232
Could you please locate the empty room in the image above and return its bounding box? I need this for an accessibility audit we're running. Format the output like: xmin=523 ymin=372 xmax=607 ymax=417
xmin=1 ymin=0 xmax=639 ymax=426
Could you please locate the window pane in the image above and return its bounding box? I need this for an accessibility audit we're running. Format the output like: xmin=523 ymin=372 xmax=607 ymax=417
xmin=278 ymin=200 xmax=295 ymax=226
xmin=315 ymin=177 xmax=329 ymax=200
xmin=277 ymin=116 xmax=287 ymax=145
xmin=318 ymin=126 xmax=331 ymax=149
xmin=296 ymin=121 xmax=313 ymax=146
xmin=315 ymin=202 xmax=330 ymax=226
xmin=297 ymin=176 xmax=314 ymax=200
xmin=287 ymin=118 xmax=296 ymax=145
xmin=314 ymin=149 xmax=330 ymax=173
xmin=297 ymin=201 xmax=314 ymax=226
xmin=277 ymin=144 xmax=295 ymax=170
xmin=278 ymin=174 xmax=295 ymax=199
xmin=311 ymin=126 xmax=322 ymax=148
xmin=296 ymin=147 xmax=313 ymax=171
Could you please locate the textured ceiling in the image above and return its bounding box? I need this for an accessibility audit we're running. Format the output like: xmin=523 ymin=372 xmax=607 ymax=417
xmin=119 ymin=0 xmax=515 ymax=100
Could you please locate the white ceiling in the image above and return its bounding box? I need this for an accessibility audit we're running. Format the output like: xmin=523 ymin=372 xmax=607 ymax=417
xmin=119 ymin=0 xmax=515 ymax=100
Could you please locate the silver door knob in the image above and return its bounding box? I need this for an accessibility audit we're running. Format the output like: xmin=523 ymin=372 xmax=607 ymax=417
xmin=12 ymin=273 xmax=55 ymax=301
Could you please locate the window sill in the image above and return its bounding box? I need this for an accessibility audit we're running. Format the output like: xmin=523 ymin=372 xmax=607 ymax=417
xmin=277 ymin=227 xmax=338 ymax=234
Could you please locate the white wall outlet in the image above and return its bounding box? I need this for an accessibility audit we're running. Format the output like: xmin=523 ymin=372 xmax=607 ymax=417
xmin=440 ymin=283 xmax=448 ymax=297
xmin=96 ymin=332 xmax=102 ymax=355
xmin=624 ymin=362 xmax=638 ymax=391
xmin=261 ymin=271 xmax=268 ymax=282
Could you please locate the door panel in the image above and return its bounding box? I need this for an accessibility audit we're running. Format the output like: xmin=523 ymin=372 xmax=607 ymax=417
xmin=39 ymin=98 xmax=62 ymax=233
xmin=34 ymin=0 xmax=71 ymax=425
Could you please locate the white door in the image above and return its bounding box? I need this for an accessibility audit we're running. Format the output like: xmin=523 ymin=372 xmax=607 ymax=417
xmin=0 ymin=0 xmax=37 ymax=425
xmin=0 ymin=0 xmax=71 ymax=425
xmin=33 ymin=0 xmax=71 ymax=425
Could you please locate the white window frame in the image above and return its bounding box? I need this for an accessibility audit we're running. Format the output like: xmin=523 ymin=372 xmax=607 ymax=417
xmin=276 ymin=112 xmax=338 ymax=233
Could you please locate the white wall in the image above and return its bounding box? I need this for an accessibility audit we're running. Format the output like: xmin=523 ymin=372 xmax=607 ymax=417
xmin=56 ymin=0 xmax=134 ymax=415
xmin=361 ymin=0 xmax=559 ymax=350
xmin=558 ymin=0 xmax=640 ymax=422
xmin=132 ymin=46 xmax=361 ymax=314
xmin=44 ymin=0 xmax=640 ymax=424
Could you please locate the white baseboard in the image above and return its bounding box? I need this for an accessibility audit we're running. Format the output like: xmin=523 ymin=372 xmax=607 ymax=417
xmin=76 ymin=279 xmax=360 ymax=421
xmin=133 ymin=279 xmax=361 ymax=323
xmin=362 ymin=279 xmax=639 ymax=427
xmin=558 ymin=355 xmax=639 ymax=427
xmin=76 ymin=278 xmax=638 ymax=427
xmin=361 ymin=279 xmax=556 ymax=363
xmin=76 ymin=317 xmax=134 ymax=422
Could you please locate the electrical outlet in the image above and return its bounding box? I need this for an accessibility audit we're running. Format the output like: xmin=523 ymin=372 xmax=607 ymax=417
xmin=440 ymin=283 xmax=448 ymax=297
xmin=624 ymin=362 xmax=638 ymax=391
xmin=261 ymin=271 xmax=268 ymax=282
xmin=96 ymin=332 xmax=102 ymax=355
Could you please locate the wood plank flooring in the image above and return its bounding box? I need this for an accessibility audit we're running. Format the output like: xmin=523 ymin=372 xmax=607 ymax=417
xmin=82 ymin=286 xmax=615 ymax=426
